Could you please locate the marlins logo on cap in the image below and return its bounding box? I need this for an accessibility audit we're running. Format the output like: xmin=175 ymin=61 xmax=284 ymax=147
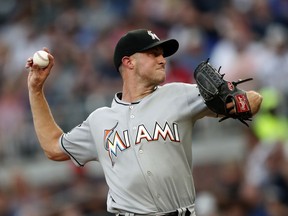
xmin=113 ymin=29 xmax=179 ymax=70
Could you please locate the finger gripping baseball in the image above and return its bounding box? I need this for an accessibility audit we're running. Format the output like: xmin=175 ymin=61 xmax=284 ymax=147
xmin=194 ymin=59 xmax=253 ymax=126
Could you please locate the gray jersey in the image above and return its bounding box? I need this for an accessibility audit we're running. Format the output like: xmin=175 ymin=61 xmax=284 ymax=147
xmin=59 ymin=82 xmax=210 ymax=214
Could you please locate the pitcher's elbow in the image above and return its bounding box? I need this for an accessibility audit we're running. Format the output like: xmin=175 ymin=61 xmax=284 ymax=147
xmin=44 ymin=149 xmax=70 ymax=161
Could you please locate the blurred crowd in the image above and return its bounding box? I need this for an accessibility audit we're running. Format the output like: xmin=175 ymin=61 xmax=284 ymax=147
xmin=0 ymin=0 xmax=288 ymax=215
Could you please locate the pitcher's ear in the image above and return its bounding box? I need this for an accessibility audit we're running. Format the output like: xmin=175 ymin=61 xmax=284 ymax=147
xmin=122 ymin=56 xmax=135 ymax=70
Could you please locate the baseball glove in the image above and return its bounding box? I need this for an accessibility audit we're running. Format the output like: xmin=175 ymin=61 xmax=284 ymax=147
xmin=194 ymin=59 xmax=253 ymax=126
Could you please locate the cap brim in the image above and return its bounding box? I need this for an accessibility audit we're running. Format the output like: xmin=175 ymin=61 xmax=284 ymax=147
xmin=140 ymin=39 xmax=179 ymax=57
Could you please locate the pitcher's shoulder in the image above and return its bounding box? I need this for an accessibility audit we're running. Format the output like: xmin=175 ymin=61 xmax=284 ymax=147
xmin=88 ymin=106 xmax=114 ymax=119
xmin=160 ymin=82 xmax=198 ymax=92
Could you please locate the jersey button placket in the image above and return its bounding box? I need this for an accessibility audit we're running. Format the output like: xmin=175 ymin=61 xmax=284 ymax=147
xmin=146 ymin=171 xmax=162 ymax=202
xmin=129 ymin=106 xmax=135 ymax=119
xmin=129 ymin=106 xmax=136 ymax=134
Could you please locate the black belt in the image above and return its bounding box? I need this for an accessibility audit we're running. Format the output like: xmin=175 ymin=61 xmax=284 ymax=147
xmin=163 ymin=211 xmax=178 ymax=216
xmin=165 ymin=209 xmax=191 ymax=216
xmin=118 ymin=209 xmax=190 ymax=216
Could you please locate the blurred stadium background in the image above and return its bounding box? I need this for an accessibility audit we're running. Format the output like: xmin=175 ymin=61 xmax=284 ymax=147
xmin=0 ymin=0 xmax=288 ymax=215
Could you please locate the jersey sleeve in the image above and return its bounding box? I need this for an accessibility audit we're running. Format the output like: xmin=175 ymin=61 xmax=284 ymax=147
xmin=59 ymin=117 xmax=98 ymax=167
xmin=183 ymin=83 xmax=214 ymax=119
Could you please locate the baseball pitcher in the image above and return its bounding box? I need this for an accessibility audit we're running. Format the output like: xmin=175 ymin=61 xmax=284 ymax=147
xmin=26 ymin=29 xmax=262 ymax=216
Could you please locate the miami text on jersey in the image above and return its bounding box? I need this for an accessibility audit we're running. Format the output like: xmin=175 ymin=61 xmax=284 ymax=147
xmin=104 ymin=121 xmax=180 ymax=164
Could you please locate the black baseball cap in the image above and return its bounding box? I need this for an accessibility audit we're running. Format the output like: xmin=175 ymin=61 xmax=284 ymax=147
xmin=113 ymin=29 xmax=179 ymax=70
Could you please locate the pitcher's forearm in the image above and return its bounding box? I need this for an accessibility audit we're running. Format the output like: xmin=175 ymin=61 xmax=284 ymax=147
xmin=29 ymin=90 xmax=68 ymax=160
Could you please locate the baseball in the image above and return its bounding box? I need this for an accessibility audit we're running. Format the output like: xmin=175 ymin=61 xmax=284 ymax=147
xmin=33 ymin=50 xmax=49 ymax=68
